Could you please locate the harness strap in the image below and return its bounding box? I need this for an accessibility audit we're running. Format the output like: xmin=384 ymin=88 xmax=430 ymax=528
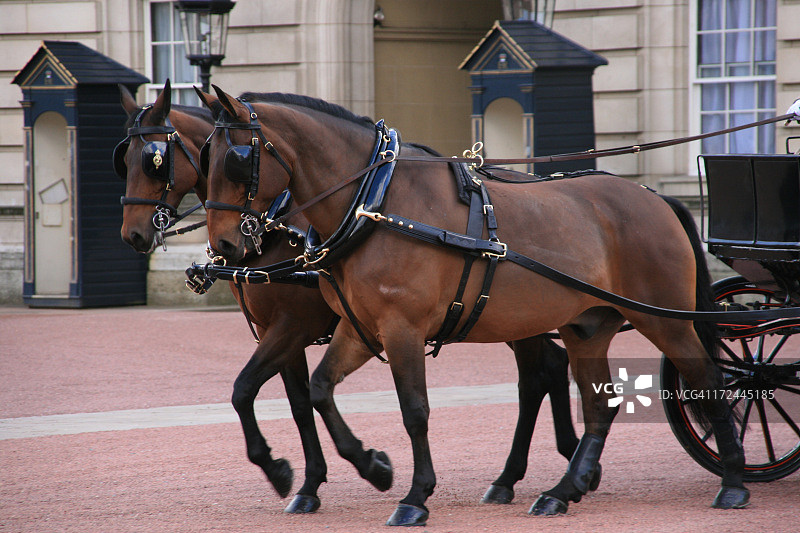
xmin=426 ymin=175 xmax=485 ymax=357
xmin=234 ymin=280 xmax=261 ymax=343
xmin=318 ymin=270 xmax=387 ymax=362
xmin=363 ymin=209 xmax=800 ymax=324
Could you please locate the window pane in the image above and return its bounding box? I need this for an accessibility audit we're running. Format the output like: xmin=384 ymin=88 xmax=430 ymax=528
xmin=699 ymin=0 xmax=723 ymax=30
xmin=725 ymin=31 xmax=751 ymax=63
xmin=757 ymin=80 xmax=775 ymax=109
xmin=699 ymin=66 xmax=722 ymax=77
xmin=757 ymin=112 xmax=775 ymax=153
xmin=730 ymin=112 xmax=756 ymax=153
xmin=729 ymin=82 xmax=755 ymax=109
xmin=702 ymin=114 xmax=726 ymax=153
xmin=176 ymin=88 xmax=200 ymax=107
xmin=698 ymin=33 xmax=722 ymax=65
xmin=173 ymin=44 xmax=195 ymax=83
xmin=754 ymin=0 xmax=776 ymax=27
xmin=702 ymin=84 xmax=726 ymax=111
xmin=725 ymin=0 xmax=751 ymax=29
xmin=151 ymin=2 xmax=171 ymax=42
xmin=754 ymin=30 xmax=775 ymax=62
xmin=152 ymin=44 xmax=171 ymax=82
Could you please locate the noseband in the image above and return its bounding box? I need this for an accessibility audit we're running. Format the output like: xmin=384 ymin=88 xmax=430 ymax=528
xmin=202 ymin=99 xmax=294 ymax=255
xmin=115 ymin=105 xmax=205 ymax=249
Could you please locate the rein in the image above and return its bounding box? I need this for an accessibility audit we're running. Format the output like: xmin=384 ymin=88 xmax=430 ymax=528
xmin=264 ymin=113 xmax=795 ymax=232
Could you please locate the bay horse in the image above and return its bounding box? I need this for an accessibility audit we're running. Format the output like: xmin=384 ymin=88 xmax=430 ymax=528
xmin=116 ymin=81 xmax=582 ymax=514
xmin=199 ymin=85 xmax=750 ymax=526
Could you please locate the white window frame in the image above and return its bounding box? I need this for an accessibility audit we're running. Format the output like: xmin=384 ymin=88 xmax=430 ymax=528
xmin=143 ymin=0 xmax=199 ymax=105
xmin=688 ymin=0 xmax=777 ymax=174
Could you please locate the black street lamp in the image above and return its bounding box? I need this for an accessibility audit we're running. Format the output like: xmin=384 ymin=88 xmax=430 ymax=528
xmin=175 ymin=0 xmax=235 ymax=93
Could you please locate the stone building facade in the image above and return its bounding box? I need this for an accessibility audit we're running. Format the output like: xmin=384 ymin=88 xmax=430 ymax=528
xmin=1 ymin=0 xmax=799 ymax=305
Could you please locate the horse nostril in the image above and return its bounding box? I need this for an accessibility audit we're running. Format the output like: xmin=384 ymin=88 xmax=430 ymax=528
xmin=216 ymin=238 xmax=240 ymax=261
xmin=127 ymin=230 xmax=150 ymax=253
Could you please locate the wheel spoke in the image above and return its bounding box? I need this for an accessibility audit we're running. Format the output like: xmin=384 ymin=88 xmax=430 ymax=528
xmin=775 ymin=384 xmax=800 ymax=396
xmin=764 ymin=335 xmax=790 ymax=364
xmin=718 ymin=340 xmax=744 ymax=363
xmin=739 ymin=398 xmax=753 ymax=443
xmin=767 ymin=396 xmax=800 ymax=439
xmin=755 ymin=399 xmax=776 ymax=462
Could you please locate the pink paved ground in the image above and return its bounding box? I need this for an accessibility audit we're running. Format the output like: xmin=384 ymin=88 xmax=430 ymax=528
xmin=1 ymin=306 xmax=798 ymax=532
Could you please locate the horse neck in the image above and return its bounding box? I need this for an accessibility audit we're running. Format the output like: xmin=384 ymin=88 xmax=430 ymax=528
xmin=170 ymin=109 xmax=213 ymax=203
xmin=271 ymin=107 xmax=377 ymax=239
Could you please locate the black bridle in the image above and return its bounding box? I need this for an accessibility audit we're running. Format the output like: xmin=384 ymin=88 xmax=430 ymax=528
xmin=201 ymin=99 xmax=294 ymax=255
xmin=114 ymin=105 xmax=205 ymax=249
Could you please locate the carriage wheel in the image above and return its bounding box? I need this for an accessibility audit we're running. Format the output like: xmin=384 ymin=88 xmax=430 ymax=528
xmin=661 ymin=276 xmax=800 ymax=482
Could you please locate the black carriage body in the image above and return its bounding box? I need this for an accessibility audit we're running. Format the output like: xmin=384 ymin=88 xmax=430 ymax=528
xmin=13 ymin=41 xmax=149 ymax=307
xmin=703 ymin=154 xmax=800 ymax=294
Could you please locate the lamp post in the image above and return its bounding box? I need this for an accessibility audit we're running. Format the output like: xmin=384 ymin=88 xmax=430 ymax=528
xmin=502 ymin=0 xmax=556 ymax=27
xmin=175 ymin=0 xmax=235 ymax=93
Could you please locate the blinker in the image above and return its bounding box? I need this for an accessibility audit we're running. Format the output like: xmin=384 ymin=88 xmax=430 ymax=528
xmin=224 ymin=145 xmax=255 ymax=183
xmin=113 ymin=139 xmax=130 ymax=179
xmin=141 ymin=141 xmax=171 ymax=181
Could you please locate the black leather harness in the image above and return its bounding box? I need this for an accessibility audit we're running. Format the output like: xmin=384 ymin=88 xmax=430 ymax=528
xmin=115 ymin=106 xmax=207 ymax=249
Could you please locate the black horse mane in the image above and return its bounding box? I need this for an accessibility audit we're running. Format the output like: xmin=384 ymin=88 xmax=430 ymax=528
xmin=226 ymin=92 xmax=376 ymax=129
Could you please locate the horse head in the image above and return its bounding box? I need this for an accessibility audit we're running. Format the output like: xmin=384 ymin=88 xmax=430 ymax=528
xmin=196 ymin=85 xmax=296 ymax=264
xmin=117 ymin=79 xmax=212 ymax=253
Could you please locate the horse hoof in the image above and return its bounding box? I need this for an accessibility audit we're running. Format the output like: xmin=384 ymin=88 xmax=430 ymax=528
xmin=265 ymin=458 xmax=293 ymax=498
xmin=480 ymin=484 xmax=514 ymax=504
xmin=386 ymin=503 xmax=429 ymax=527
xmin=365 ymin=449 xmax=393 ymax=492
xmin=529 ymin=494 xmax=568 ymax=516
xmin=588 ymin=463 xmax=602 ymax=492
xmin=712 ymin=486 xmax=750 ymax=509
xmin=284 ymin=493 xmax=321 ymax=514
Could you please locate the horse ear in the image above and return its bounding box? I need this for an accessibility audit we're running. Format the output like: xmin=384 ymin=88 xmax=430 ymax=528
xmin=194 ymin=86 xmax=217 ymax=111
xmin=212 ymin=84 xmax=247 ymax=121
xmin=119 ymin=84 xmax=138 ymax=116
xmin=151 ymin=79 xmax=172 ymax=121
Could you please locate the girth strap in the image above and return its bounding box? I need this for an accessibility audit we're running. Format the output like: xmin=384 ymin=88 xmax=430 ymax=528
xmin=426 ymin=170 xmax=500 ymax=356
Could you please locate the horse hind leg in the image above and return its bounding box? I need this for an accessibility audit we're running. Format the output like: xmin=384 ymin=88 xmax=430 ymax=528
xmin=482 ymin=335 xmax=580 ymax=505
xmin=641 ymin=319 xmax=749 ymax=509
xmin=530 ymin=310 xmax=624 ymax=516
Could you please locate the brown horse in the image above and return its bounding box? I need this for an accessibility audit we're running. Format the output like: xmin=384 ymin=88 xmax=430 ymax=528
xmin=199 ymin=86 xmax=750 ymax=526
xmin=117 ymin=81 xmax=581 ymax=514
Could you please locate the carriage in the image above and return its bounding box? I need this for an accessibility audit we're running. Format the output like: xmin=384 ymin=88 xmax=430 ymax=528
xmin=660 ymin=142 xmax=800 ymax=482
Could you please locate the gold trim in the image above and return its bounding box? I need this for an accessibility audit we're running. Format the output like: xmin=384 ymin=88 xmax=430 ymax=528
xmin=16 ymin=46 xmax=78 ymax=88
xmin=459 ymin=21 xmax=537 ymax=71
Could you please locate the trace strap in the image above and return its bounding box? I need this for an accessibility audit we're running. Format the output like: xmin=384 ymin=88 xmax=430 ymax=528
xmin=358 ymin=207 xmax=800 ymax=325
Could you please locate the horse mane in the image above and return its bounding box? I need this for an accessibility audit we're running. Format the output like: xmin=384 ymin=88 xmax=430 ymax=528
xmin=124 ymin=103 xmax=214 ymax=131
xmin=235 ymin=92 xmax=376 ymax=129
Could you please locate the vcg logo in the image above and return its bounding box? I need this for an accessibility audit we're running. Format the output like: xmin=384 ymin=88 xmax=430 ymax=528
xmin=592 ymin=367 xmax=653 ymax=414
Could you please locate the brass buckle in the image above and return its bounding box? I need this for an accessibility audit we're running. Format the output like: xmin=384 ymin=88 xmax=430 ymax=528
xmin=304 ymin=248 xmax=330 ymax=266
xmin=482 ymin=242 xmax=507 ymax=260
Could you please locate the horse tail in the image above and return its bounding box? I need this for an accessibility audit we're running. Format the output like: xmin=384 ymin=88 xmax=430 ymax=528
xmin=658 ymin=194 xmax=726 ymax=430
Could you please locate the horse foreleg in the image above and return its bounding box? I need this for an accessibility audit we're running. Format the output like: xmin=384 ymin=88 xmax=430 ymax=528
xmin=279 ymin=354 xmax=327 ymax=514
xmin=530 ymin=320 xmax=621 ymax=516
xmin=308 ymin=323 xmax=393 ymax=492
xmin=231 ymin=338 xmax=314 ymax=502
xmin=383 ymin=328 xmax=434 ymax=527
xmin=482 ymin=336 xmax=578 ymax=505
